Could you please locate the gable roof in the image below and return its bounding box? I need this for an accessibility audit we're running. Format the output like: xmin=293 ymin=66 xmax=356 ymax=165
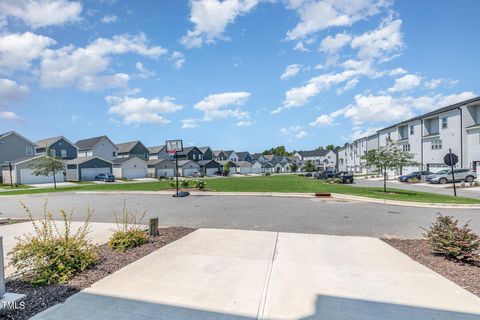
xmin=148 ymin=159 xmax=173 ymax=166
xmin=0 ymin=131 xmax=36 ymax=146
xmin=148 ymin=145 xmax=165 ymax=154
xmin=36 ymin=136 xmax=77 ymax=149
xmin=236 ymin=151 xmax=250 ymax=159
xmin=66 ymin=156 xmax=113 ymax=165
xmin=224 ymin=150 xmax=236 ymax=157
xmin=177 ymin=160 xmax=199 ymax=167
xmin=297 ymin=149 xmax=330 ymax=157
xmin=213 ymin=150 xmax=225 ymax=156
xmin=197 ymin=160 xmax=220 ymax=166
xmin=235 ymin=161 xmax=252 ymax=167
xmin=116 ymin=140 xmax=147 ymax=154
xmin=5 ymin=155 xmax=42 ymax=166
xmin=75 ymin=136 xmax=118 ymax=151
xmin=177 ymin=146 xmax=199 ymax=156
xmin=113 ymin=156 xmax=147 ymax=164
xmin=198 ymin=147 xmax=212 ymax=154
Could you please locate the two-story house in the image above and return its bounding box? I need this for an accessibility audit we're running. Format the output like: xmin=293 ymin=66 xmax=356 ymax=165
xmin=236 ymin=151 xmax=253 ymax=162
xmin=198 ymin=147 xmax=213 ymax=161
xmin=35 ymin=136 xmax=78 ymax=160
xmin=75 ymin=135 xmax=119 ymax=161
xmin=116 ymin=141 xmax=149 ymax=160
xmin=148 ymin=145 xmax=169 ymax=160
xmin=0 ymin=131 xmax=36 ymax=183
xmin=224 ymin=150 xmax=239 ymax=162
xmin=213 ymin=150 xmax=228 ymax=161
xmin=177 ymin=146 xmax=203 ymax=161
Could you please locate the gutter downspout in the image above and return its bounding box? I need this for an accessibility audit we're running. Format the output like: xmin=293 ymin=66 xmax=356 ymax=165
xmin=421 ymin=119 xmax=424 ymax=170
xmin=459 ymin=107 xmax=464 ymax=168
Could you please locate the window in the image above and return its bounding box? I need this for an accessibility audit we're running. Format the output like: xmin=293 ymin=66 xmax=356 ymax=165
xmin=61 ymin=149 xmax=67 ymax=158
xmin=144 ymin=153 xmax=148 ymax=159
xmin=441 ymin=117 xmax=448 ymax=129
xmin=410 ymin=125 xmax=414 ymax=135
xmin=26 ymin=146 xmax=33 ymax=155
xmin=51 ymin=149 xmax=56 ymax=157
xmin=403 ymin=144 xmax=411 ymax=152
xmin=193 ymin=154 xmax=196 ymax=160
xmin=112 ymin=151 xmax=116 ymax=157
xmin=432 ymin=139 xmax=442 ymax=150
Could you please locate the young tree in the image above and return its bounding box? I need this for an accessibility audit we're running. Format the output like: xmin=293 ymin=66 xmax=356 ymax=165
xmin=304 ymin=160 xmax=315 ymax=172
xmin=290 ymin=162 xmax=298 ymax=173
xmin=33 ymin=149 xmax=65 ymax=189
xmin=223 ymin=162 xmax=230 ymax=176
xmin=362 ymin=138 xmax=414 ymax=192
xmin=325 ymin=144 xmax=336 ymax=151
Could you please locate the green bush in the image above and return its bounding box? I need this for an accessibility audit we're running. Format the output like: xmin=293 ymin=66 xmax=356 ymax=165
xmin=265 ymin=172 xmax=271 ymax=176
xmin=108 ymin=201 xmax=149 ymax=252
xmin=169 ymin=178 xmax=175 ymax=188
xmin=423 ymin=214 xmax=480 ymax=263
xmin=181 ymin=179 xmax=190 ymax=187
xmin=8 ymin=202 xmax=98 ymax=285
xmin=408 ymin=177 xmax=420 ymax=183
xmin=193 ymin=180 xmax=207 ymax=190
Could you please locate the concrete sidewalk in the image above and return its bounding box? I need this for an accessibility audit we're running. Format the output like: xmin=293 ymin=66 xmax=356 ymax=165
xmin=32 ymin=229 xmax=480 ymax=320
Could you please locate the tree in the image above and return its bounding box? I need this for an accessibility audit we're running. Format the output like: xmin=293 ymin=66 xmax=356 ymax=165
xmin=304 ymin=160 xmax=315 ymax=172
xmin=361 ymin=138 xmax=414 ymax=192
xmin=262 ymin=146 xmax=291 ymax=156
xmin=290 ymin=162 xmax=298 ymax=173
xmin=33 ymin=149 xmax=65 ymax=189
xmin=223 ymin=162 xmax=230 ymax=176
xmin=316 ymin=146 xmax=324 ymax=151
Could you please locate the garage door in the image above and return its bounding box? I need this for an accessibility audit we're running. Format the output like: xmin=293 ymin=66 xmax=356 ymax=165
xmin=157 ymin=168 xmax=175 ymax=177
xmin=206 ymin=168 xmax=218 ymax=176
xmin=20 ymin=169 xmax=64 ymax=184
xmin=183 ymin=168 xmax=197 ymax=176
xmin=81 ymin=167 xmax=110 ymax=181
xmin=123 ymin=168 xmax=147 ymax=179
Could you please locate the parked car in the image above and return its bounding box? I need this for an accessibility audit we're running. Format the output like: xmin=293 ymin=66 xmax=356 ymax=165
xmin=192 ymin=172 xmax=204 ymax=178
xmin=336 ymin=171 xmax=354 ymax=184
xmin=304 ymin=172 xmax=313 ymax=177
xmin=314 ymin=170 xmax=337 ymax=179
xmin=95 ymin=173 xmax=115 ymax=182
xmin=398 ymin=171 xmax=433 ymax=182
xmin=426 ymin=169 xmax=477 ymax=184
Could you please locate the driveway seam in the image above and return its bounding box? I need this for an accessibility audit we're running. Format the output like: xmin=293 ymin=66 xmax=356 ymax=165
xmin=256 ymin=232 xmax=279 ymax=320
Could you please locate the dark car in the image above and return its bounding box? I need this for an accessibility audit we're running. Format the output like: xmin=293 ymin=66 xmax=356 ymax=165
xmin=336 ymin=171 xmax=354 ymax=184
xmin=305 ymin=172 xmax=313 ymax=177
xmin=314 ymin=170 xmax=337 ymax=179
xmin=95 ymin=173 xmax=115 ymax=182
xmin=398 ymin=171 xmax=432 ymax=182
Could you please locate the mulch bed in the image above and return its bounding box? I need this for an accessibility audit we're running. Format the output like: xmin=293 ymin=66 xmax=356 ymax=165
xmin=1 ymin=226 xmax=195 ymax=320
xmin=383 ymin=239 xmax=480 ymax=297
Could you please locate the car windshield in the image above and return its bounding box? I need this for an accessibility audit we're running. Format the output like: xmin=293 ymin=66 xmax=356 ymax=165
xmin=434 ymin=170 xmax=449 ymax=174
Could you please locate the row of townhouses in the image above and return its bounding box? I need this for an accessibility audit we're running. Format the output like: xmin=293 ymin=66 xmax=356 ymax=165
xmin=0 ymin=132 xmax=337 ymax=185
xmin=337 ymin=96 xmax=480 ymax=176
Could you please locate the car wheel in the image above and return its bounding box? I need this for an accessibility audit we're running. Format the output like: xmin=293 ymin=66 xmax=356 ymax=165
xmin=465 ymin=176 xmax=474 ymax=182
xmin=439 ymin=178 xmax=447 ymax=184
xmin=345 ymin=178 xmax=351 ymax=184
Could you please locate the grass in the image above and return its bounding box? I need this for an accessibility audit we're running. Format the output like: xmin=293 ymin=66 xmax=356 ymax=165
xmin=0 ymin=184 xmax=34 ymax=190
xmin=0 ymin=175 xmax=478 ymax=204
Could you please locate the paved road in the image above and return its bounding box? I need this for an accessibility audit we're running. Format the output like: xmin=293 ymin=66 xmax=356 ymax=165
xmin=1 ymin=193 xmax=479 ymax=238
xmin=353 ymin=178 xmax=480 ymax=199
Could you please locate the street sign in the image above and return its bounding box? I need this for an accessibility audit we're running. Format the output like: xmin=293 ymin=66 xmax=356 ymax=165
xmin=444 ymin=153 xmax=458 ymax=167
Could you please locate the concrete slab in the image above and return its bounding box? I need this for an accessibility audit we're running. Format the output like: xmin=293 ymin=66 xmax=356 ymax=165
xmin=29 ymin=229 xmax=480 ymax=320
xmin=27 ymin=182 xmax=77 ymax=188
xmin=1 ymin=221 xmax=117 ymax=277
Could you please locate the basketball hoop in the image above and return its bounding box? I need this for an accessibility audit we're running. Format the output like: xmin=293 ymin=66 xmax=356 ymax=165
xmin=167 ymin=150 xmax=177 ymax=156
xmin=165 ymin=139 xmax=189 ymax=198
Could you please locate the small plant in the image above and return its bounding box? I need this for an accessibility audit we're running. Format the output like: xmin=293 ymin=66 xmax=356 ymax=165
xmin=8 ymin=201 xmax=98 ymax=285
xmin=423 ymin=214 xmax=480 ymax=263
xmin=265 ymin=172 xmax=271 ymax=176
xmin=194 ymin=180 xmax=207 ymax=190
xmin=181 ymin=179 xmax=190 ymax=187
xmin=169 ymin=177 xmax=175 ymax=188
xmin=108 ymin=201 xmax=149 ymax=252
xmin=408 ymin=177 xmax=420 ymax=183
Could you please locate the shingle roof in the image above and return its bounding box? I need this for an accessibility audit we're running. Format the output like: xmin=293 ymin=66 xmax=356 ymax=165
xmin=5 ymin=155 xmax=41 ymax=165
xmin=113 ymin=156 xmax=146 ymax=164
xmin=75 ymin=136 xmax=107 ymax=150
xmin=213 ymin=150 xmax=224 ymax=156
xmin=147 ymin=159 xmax=172 ymax=166
xmin=177 ymin=160 xmax=198 ymax=167
xmin=297 ymin=150 xmax=330 ymax=157
xmin=235 ymin=161 xmax=252 ymax=167
xmin=177 ymin=146 xmax=196 ymax=156
xmin=0 ymin=131 xmax=13 ymax=140
xmin=197 ymin=160 xmax=219 ymax=166
xmin=217 ymin=160 xmax=237 ymax=167
xmin=36 ymin=136 xmax=63 ymax=148
xmin=236 ymin=151 xmax=249 ymax=159
xmin=198 ymin=147 xmax=211 ymax=154
xmin=67 ymin=156 xmax=113 ymax=165
xmin=148 ymin=145 xmax=165 ymax=154
xmin=116 ymin=141 xmax=142 ymax=154
xmin=223 ymin=150 xmax=234 ymax=157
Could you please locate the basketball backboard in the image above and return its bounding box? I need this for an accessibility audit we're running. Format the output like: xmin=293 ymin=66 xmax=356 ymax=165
xmin=166 ymin=139 xmax=183 ymax=152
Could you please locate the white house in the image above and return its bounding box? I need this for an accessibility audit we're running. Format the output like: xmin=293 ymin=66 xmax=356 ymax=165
xmin=235 ymin=161 xmax=252 ymax=174
xmin=177 ymin=160 xmax=200 ymax=176
xmin=148 ymin=159 xmax=176 ymax=178
xmin=75 ymin=136 xmax=119 ymax=161
xmin=251 ymin=161 xmax=264 ymax=174
xmin=112 ymin=156 xmax=148 ymax=179
xmin=1 ymin=156 xmax=65 ymax=185
xmin=294 ymin=149 xmax=337 ymax=170
xmin=224 ymin=150 xmax=239 ymax=162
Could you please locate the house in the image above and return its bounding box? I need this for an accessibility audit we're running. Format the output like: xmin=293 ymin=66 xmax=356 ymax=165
xmin=197 ymin=160 xmax=221 ymax=176
xmin=337 ymin=147 xmax=347 ymax=172
xmin=75 ymin=136 xmax=119 ymax=161
xmin=263 ymin=162 xmax=274 ymax=174
xmin=262 ymin=155 xmax=279 ymax=166
xmin=177 ymin=146 xmax=203 ymax=161
xmin=236 ymin=151 xmax=253 ymax=162
xmin=279 ymin=161 xmax=291 ymax=173
xmin=213 ymin=150 xmax=228 ymax=161
xmin=464 ymin=99 xmax=480 ymax=174
xmin=294 ymin=149 xmax=337 ymax=171
xmin=251 ymin=161 xmax=264 ymax=174
xmin=198 ymin=147 xmax=213 ymax=161
xmin=235 ymin=161 xmax=252 ymax=174
xmin=112 ymin=156 xmax=148 ymax=179
xmin=0 ymin=131 xmax=36 ymax=182
xmin=1 ymin=155 xmax=65 ymax=185
xmin=148 ymin=145 xmax=170 ymax=160
xmin=224 ymin=150 xmax=239 ymax=162
xmin=218 ymin=161 xmax=237 ymax=174
xmin=116 ymin=141 xmax=149 ymax=160
xmin=148 ymin=159 xmax=176 ymax=178
xmin=66 ymin=157 xmax=113 ymax=181
xmin=36 ymin=136 xmax=78 ymax=160
xmin=177 ymin=160 xmax=200 ymax=176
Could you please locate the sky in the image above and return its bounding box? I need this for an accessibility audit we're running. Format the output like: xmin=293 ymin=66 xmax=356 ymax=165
xmin=0 ymin=0 xmax=479 ymax=152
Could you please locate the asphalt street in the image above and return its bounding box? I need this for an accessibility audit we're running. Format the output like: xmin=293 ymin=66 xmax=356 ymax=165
xmin=1 ymin=193 xmax=479 ymax=238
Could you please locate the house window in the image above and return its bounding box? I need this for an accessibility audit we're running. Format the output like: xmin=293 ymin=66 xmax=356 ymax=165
xmin=441 ymin=117 xmax=448 ymax=129
xmin=144 ymin=153 xmax=148 ymax=159
xmin=112 ymin=151 xmax=116 ymax=157
xmin=432 ymin=139 xmax=443 ymax=150
xmin=26 ymin=146 xmax=33 ymax=155
xmin=61 ymin=149 xmax=67 ymax=158
xmin=403 ymin=144 xmax=411 ymax=152
xmin=410 ymin=125 xmax=414 ymax=135
xmin=193 ymin=154 xmax=196 ymax=160
xmin=51 ymin=149 xmax=56 ymax=157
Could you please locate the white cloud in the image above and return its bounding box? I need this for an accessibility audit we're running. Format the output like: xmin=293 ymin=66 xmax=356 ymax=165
xmin=350 ymin=126 xmax=382 ymax=140
xmin=309 ymin=114 xmax=333 ymax=127
xmin=0 ymin=79 xmax=29 ymax=101
xmin=388 ymin=74 xmax=422 ymax=93
xmin=181 ymin=118 xmax=198 ymax=129
xmin=319 ymin=32 xmax=351 ymax=54
xmin=424 ymin=78 xmax=459 ymax=90
xmin=388 ymin=67 xmax=407 ymax=76
xmin=0 ymin=32 xmax=56 ymax=74
xmin=286 ymin=0 xmax=389 ymax=40
xmin=194 ymin=91 xmax=250 ymax=121
xmin=280 ymin=125 xmax=308 ymax=139
xmin=336 ymin=78 xmax=358 ymax=95
xmin=0 ymin=0 xmax=82 ymax=28
xmin=0 ymin=110 xmax=23 ymax=122
xmin=40 ymin=33 xmax=166 ymax=91
xmin=280 ymin=64 xmax=302 ymax=80
xmin=134 ymin=62 xmax=155 ymax=79
xmin=181 ymin=0 xmax=261 ymax=48
xmin=101 ymin=14 xmax=118 ymax=23
xmin=350 ymin=18 xmax=403 ymax=62
xmin=170 ymin=51 xmax=185 ymax=69
xmin=107 ymin=95 xmax=183 ymax=125
xmin=237 ymin=120 xmax=252 ymax=126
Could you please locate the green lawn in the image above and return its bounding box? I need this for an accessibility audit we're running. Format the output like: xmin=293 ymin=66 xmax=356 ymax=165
xmin=0 ymin=175 xmax=478 ymax=204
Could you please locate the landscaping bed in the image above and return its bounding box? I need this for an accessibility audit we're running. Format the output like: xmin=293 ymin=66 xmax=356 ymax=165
xmin=1 ymin=226 xmax=195 ymax=320
xmin=383 ymin=238 xmax=480 ymax=297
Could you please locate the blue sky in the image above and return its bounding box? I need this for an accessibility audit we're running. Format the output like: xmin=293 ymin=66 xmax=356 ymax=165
xmin=0 ymin=0 xmax=478 ymax=152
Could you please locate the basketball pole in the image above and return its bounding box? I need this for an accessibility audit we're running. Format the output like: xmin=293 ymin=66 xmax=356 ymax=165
xmin=175 ymin=151 xmax=179 ymax=197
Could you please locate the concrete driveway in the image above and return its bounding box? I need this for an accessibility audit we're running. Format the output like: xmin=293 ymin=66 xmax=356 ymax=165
xmin=32 ymin=229 xmax=480 ymax=320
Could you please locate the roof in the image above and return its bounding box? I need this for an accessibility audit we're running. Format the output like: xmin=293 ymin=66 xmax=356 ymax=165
xmin=67 ymin=156 xmax=113 ymax=165
xmin=3 ymin=155 xmax=41 ymax=166
xmin=235 ymin=161 xmax=252 ymax=167
xmin=297 ymin=150 xmax=330 ymax=157
xmin=213 ymin=150 xmax=225 ymax=156
xmin=0 ymin=131 xmax=36 ymax=146
xmin=148 ymin=145 xmax=165 ymax=154
xmin=177 ymin=146 xmax=197 ymax=156
xmin=148 ymin=159 xmax=173 ymax=166
xmin=197 ymin=160 xmax=220 ymax=166
xmin=223 ymin=150 xmax=235 ymax=157
xmin=287 ymin=155 xmax=300 ymax=162
xmin=36 ymin=136 xmax=77 ymax=149
xmin=217 ymin=160 xmax=237 ymax=167
xmin=198 ymin=147 xmax=211 ymax=154
xmin=113 ymin=156 xmax=147 ymax=164
xmin=75 ymin=136 xmax=117 ymax=151
xmin=177 ymin=160 xmax=199 ymax=167
xmin=236 ymin=151 xmax=250 ymax=159
xmin=116 ymin=141 xmax=144 ymax=154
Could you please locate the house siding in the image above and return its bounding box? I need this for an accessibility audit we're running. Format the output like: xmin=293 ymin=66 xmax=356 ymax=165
xmin=0 ymin=133 xmax=36 ymax=172
xmin=37 ymin=138 xmax=77 ymax=160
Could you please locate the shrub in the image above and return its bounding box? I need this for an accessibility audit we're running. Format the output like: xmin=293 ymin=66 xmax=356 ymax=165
xmin=108 ymin=202 xmax=148 ymax=252
xmin=194 ymin=180 xmax=207 ymax=190
xmin=8 ymin=201 xmax=98 ymax=285
xmin=265 ymin=172 xmax=271 ymax=176
xmin=408 ymin=177 xmax=420 ymax=183
xmin=181 ymin=179 xmax=190 ymax=187
xmin=423 ymin=214 xmax=480 ymax=263
xmin=169 ymin=178 xmax=175 ymax=188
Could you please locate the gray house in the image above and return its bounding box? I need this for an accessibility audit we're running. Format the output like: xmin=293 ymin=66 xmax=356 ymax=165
xmin=36 ymin=136 xmax=78 ymax=160
xmin=75 ymin=136 xmax=118 ymax=161
xmin=1 ymin=155 xmax=65 ymax=185
xmin=116 ymin=140 xmax=149 ymax=160
xmin=148 ymin=159 xmax=176 ymax=178
xmin=66 ymin=156 xmax=113 ymax=181
xmin=213 ymin=150 xmax=228 ymax=161
xmin=0 ymin=131 xmax=36 ymax=183
xmin=197 ymin=160 xmax=220 ymax=176
xmin=148 ymin=145 xmax=170 ymax=160
xmin=236 ymin=151 xmax=253 ymax=162
xmin=198 ymin=147 xmax=213 ymax=161
xmin=177 ymin=146 xmax=203 ymax=161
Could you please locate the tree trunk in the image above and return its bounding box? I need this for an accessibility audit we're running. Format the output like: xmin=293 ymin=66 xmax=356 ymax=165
xmin=383 ymin=166 xmax=387 ymax=193
xmin=52 ymin=158 xmax=57 ymax=190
